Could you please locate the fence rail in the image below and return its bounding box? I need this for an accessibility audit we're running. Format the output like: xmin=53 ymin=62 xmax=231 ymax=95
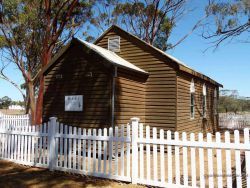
xmin=219 ymin=113 xmax=250 ymax=130
xmin=0 ymin=114 xmax=250 ymax=188
xmin=0 ymin=112 xmax=30 ymax=127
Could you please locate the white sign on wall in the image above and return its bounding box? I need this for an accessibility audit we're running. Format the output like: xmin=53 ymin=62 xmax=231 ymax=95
xmin=65 ymin=95 xmax=83 ymax=111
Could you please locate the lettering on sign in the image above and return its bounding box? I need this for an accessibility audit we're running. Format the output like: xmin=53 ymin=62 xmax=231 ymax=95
xmin=65 ymin=95 xmax=83 ymax=111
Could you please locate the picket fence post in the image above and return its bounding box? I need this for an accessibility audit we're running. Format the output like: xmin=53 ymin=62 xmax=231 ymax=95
xmin=131 ymin=117 xmax=139 ymax=184
xmin=48 ymin=117 xmax=57 ymax=171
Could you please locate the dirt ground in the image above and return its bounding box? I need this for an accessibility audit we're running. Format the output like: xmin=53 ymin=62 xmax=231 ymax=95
xmin=0 ymin=160 xmax=144 ymax=188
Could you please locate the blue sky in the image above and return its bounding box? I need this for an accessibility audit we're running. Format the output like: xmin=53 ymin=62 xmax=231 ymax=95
xmin=167 ymin=0 xmax=250 ymax=98
xmin=0 ymin=1 xmax=249 ymax=101
xmin=168 ymin=0 xmax=250 ymax=97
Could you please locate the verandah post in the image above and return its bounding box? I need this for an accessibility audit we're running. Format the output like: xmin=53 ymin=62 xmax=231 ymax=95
xmin=131 ymin=117 xmax=139 ymax=184
xmin=48 ymin=117 xmax=57 ymax=171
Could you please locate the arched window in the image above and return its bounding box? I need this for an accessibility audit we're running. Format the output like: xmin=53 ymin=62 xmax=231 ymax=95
xmin=190 ymin=79 xmax=195 ymax=119
xmin=214 ymin=89 xmax=218 ymax=115
xmin=202 ymin=84 xmax=207 ymax=118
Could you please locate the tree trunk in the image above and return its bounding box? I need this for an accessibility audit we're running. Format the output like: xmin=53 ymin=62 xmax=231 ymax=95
xmin=35 ymin=76 xmax=44 ymax=124
xmin=24 ymin=85 xmax=30 ymax=114
xmin=35 ymin=48 xmax=51 ymax=124
xmin=27 ymin=81 xmax=36 ymax=125
xmin=25 ymin=94 xmax=30 ymax=114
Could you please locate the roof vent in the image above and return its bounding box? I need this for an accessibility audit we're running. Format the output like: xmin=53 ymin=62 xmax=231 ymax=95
xmin=108 ymin=36 xmax=120 ymax=52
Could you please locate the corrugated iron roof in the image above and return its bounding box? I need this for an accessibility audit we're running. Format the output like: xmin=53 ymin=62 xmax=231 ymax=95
xmin=43 ymin=38 xmax=148 ymax=75
xmin=77 ymin=38 xmax=148 ymax=74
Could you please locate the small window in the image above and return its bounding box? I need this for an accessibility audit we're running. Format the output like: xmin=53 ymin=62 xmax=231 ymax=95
xmin=202 ymin=84 xmax=207 ymax=118
xmin=190 ymin=79 xmax=195 ymax=119
xmin=108 ymin=36 xmax=120 ymax=52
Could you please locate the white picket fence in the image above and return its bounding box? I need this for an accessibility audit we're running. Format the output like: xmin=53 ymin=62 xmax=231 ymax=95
xmin=0 ymin=112 xmax=30 ymax=127
xmin=219 ymin=113 xmax=250 ymax=130
xmin=0 ymin=115 xmax=250 ymax=188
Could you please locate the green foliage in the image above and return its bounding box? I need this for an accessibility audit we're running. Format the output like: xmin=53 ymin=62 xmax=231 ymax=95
xmin=0 ymin=96 xmax=12 ymax=109
xmin=0 ymin=96 xmax=24 ymax=109
xmin=0 ymin=0 xmax=95 ymax=119
xmin=218 ymin=96 xmax=250 ymax=113
xmin=89 ymin=0 xmax=119 ymax=34
xmin=205 ymin=0 xmax=250 ymax=45
xmin=20 ymin=83 xmax=26 ymax=90
xmin=90 ymin=0 xmax=192 ymax=51
xmin=11 ymin=100 xmax=24 ymax=106
xmin=0 ymin=0 xmax=94 ymax=76
xmin=112 ymin=1 xmax=174 ymax=50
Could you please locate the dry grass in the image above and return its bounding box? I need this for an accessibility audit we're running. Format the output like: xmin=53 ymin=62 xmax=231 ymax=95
xmin=0 ymin=109 xmax=25 ymax=115
xmin=0 ymin=160 xmax=144 ymax=188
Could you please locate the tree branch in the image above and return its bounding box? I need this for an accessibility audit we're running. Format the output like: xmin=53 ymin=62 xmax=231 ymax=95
xmin=169 ymin=14 xmax=208 ymax=50
xmin=0 ymin=63 xmax=26 ymax=101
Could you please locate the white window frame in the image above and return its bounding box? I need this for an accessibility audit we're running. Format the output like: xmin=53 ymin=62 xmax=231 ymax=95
xmin=202 ymin=84 xmax=207 ymax=118
xmin=108 ymin=36 xmax=120 ymax=52
xmin=190 ymin=79 xmax=195 ymax=119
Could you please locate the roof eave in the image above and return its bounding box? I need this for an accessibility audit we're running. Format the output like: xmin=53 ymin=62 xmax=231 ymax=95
xmin=94 ymin=25 xmax=117 ymax=45
xmin=115 ymin=65 xmax=149 ymax=75
xmin=43 ymin=37 xmax=148 ymax=76
xmin=76 ymin=38 xmax=148 ymax=75
xmin=42 ymin=40 xmax=73 ymax=75
xmin=178 ymin=64 xmax=223 ymax=87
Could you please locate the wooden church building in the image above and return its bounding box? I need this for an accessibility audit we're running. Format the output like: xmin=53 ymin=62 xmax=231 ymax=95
xmin=43 ymin=25 xmax=222 ymax=134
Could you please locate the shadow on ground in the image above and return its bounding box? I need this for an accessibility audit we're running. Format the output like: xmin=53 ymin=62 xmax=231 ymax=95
xmin=0 ymin=160 xmax=142 ymax=188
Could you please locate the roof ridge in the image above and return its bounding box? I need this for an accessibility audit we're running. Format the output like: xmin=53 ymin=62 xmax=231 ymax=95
xmin=94 ymin=25 xmax=222 ymax=87
xmin=94 ymin=25 xmax=188 ymax=66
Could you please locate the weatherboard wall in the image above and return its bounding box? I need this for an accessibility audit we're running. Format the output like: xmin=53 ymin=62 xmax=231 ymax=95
xmin=43 ymin=26 xmax=220 ymax=133
xmin=43 ymin=43 xmax=112 ymax=128
xmin=95 ymin=28 xmax=178 ymax=131
xmin=115 ymin=68 xmax=147 ymax=125
xmin=176 ymin=72 xmax=219 ymax=134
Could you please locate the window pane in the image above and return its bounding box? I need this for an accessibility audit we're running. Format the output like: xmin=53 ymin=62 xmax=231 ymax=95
xmin=203 ymin=95 xmax=206 ymax=117
xmin=190 ymin=93 xmax=195 ymax=118
xmin=191 ymin=94 xmax=194 ymax=105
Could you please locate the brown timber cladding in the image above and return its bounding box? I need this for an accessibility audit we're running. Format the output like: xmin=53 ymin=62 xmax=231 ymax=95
xmin=177 ymin=72 xmax=219 ymax=134
xmin=115 ymin=68 xmax=147 ymax=125
xmin=96 ymin=29 xmax=177 ymax=131
xmin=43 ymin=43 xmax=112 ymax=128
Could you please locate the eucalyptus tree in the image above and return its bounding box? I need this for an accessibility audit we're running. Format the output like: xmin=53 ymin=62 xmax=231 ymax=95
xmin=0 ymin=0 xmax=94 ymax=124
xmin=90 ymin=0 xmax=206 ymax=51
xmin=204 ymin=0 xmax=250 ymax=47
